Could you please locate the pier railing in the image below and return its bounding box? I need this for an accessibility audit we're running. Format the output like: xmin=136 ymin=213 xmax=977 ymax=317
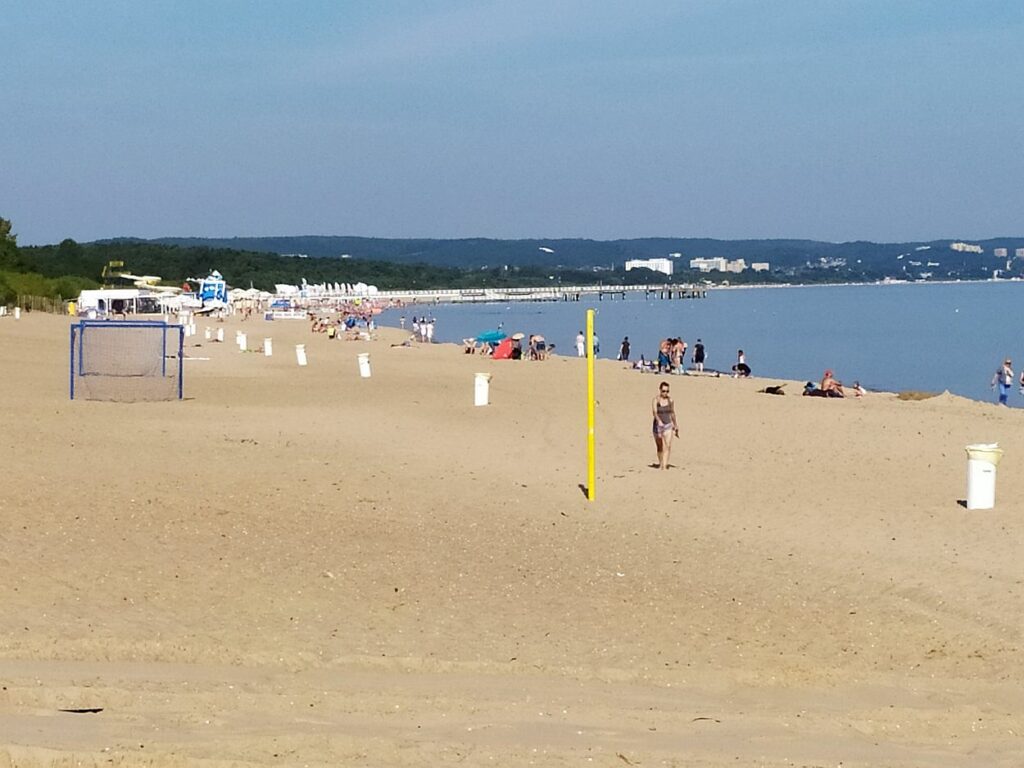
xmin=370 ymin=284 xmax=708 ymax=304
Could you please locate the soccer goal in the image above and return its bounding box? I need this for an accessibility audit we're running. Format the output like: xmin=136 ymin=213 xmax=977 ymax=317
xmin=69 ymin=320 xmax=184 ymax=401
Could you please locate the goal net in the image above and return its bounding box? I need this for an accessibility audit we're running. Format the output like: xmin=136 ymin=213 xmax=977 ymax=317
xmin=70 ymin=320 xmax=184 ymax=401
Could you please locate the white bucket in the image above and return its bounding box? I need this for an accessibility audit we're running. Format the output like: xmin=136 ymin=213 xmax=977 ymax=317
xmin=204 ymin=327 xmax=212 ymax=340
xmin=965 ymin=443 xmax=1003 ymax=510
xmin=14 ymin=307 xmax=20 ymax=320
xmin=238 ymin=332 xmax=247 ymax=351
xmin=189 ymin=321 xmax=196 ymax=337
xmin=264 ymin=338 xmax=273 ymax=357
xmin=474 ymin=372 xmax=492 ymax=406
xmin=296 ymin=344 xmax=307 ymax=366
xmin=357 ymin=352 xmax=371 ymax=378
xmin=216 ymin=328 xmax=224 ymax=343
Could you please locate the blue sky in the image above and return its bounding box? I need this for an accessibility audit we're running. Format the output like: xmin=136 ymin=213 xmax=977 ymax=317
xmin=3 ymin=0 xmax=1022 ymax=245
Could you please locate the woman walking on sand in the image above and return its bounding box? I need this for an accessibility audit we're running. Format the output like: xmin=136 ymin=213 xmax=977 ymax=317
xmin=652 ymin=381 xmax=679 ymax=470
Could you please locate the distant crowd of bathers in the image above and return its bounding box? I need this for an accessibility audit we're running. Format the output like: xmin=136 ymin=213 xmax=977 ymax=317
xmin=618 ymin=336 xmax=752 ymax=378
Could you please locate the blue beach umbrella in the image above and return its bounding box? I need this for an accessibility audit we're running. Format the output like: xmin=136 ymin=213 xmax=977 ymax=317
xmin=475 ymin=329 xmax=507 ymax=344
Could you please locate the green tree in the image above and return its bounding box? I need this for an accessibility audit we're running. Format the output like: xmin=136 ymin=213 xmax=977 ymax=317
xmin=0 ymin=217 xmax=17 ymax=270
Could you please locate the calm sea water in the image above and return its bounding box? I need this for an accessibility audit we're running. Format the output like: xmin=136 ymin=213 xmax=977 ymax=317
xmin=379 ymin=281 xmax=1024 ymax=405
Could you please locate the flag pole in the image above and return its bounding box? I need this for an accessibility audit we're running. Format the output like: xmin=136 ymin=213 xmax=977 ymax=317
xmin=586 ymin=308 xmax=596 ymax=501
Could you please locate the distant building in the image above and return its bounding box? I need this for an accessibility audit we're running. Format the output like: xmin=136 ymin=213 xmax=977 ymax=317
xmin=751 ymin=262 xmax=770 ymax=272
xmin=950 ymin=242 xmax=983 ymax=254
xmin=1016 ymin=248 xmax=1024 ymax=259
xmin=689 ymin=257 xmax=728 ymax=272
xmin=994 ymin=248 xmax=1008 ymax=258
xmin=689 ymin=257 xmax=753 ymax=273
xmin=624 ymin=258 xmax=673 ymax=276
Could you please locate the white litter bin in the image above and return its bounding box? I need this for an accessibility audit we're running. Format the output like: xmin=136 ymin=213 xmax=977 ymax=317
xmin=238 ymin=332 xmax=247 ymax=351
xmin=965 ymin=443 xmax=1003 ymax=510
xmin=216 ymin=328 xmax=224 ymax=343
xmin=357 ymin=352 xmax=371 ymax=378
xmin=296 ymin=344 xmax=307 ymax=366
xmin=204 ymin=327 xmax=212 ymax=340
xmin=474 ymin=372 xmax=492 ymax=406
xmin=264 ymin=338 xmax=273 ymax=357
xmin=14 ymin=307 xmax=20 ymax=320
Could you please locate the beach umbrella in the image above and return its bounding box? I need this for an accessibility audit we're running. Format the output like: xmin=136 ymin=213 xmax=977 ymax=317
xmin=475 ymin=329 xmax=507 ymax=344
xmin=511 ymin=332 xmax=525 ymax=340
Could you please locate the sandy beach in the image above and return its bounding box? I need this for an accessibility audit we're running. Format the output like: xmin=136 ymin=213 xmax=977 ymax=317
xmin=0 ymin=311 xmax=1021 ymax=767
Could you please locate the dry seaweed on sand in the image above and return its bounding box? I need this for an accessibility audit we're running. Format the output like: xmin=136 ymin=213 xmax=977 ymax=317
xmin=897 ymin=390 xmax=940 ymax=401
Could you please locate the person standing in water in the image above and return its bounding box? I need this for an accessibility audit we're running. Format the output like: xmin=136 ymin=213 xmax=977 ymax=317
xmin=652 ymin=381 xmax=679 ymax=470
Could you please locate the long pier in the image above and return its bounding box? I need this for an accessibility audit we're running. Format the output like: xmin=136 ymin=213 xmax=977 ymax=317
xmin=372 ymin=284 xmax=709 ymax=304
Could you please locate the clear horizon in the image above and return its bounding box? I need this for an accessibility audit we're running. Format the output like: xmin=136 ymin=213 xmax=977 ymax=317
xmin=4 ymin=1 xmax=1022 ymax=247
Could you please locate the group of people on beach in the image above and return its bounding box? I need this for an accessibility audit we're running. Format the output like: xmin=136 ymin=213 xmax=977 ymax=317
xmin=310 ymin=312 xmax=371 ymax=339
xmin=463 ymin=331 xmax=552 ymax=360
xmin=621 ymin=336 xmax=755 ymax=378
xmin=401 ymin=316 xmax=436 ymax=343
xmin=802 ymin=370 xmax=865 ymax=398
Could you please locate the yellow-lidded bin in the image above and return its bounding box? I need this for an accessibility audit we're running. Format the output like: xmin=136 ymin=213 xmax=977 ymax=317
xmin=965 ymin=443 xmax=1003 ymax=510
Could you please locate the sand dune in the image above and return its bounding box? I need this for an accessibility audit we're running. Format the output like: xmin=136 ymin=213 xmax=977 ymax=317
xmin=0 ymin=312 xmax=1021 ymax=766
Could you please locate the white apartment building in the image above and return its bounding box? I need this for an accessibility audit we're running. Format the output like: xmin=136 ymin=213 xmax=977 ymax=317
xmin=690 ymin=257 xmax=762 ymax=273
xmin=624 ymin=258 xmax=674 ymax=276
xmin=689 ymin=257 xmax=728 ymax=272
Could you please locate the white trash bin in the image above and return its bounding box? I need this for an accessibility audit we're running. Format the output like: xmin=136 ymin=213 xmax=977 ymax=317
xmin=14 ymin=307 xmax=20 ymax=320
xmin=357 ymin=352 xmax=371 ymax=378
xmin=296 ymin=344 xmax=307 ymax=366
xmin=204 ymin=327 xmax=212 ymax=340
xmin=474 ymin=372 xmax=492 ymax=406
xmin=264 ymin=338 xmax=273 ymax=357
xmin=965 ymin=443 xmax=1003 ymax=510
xmin=238 ymin=332 xmax=247 ymax=351
xmin=216 ymin=328 xmax=224 ymax=343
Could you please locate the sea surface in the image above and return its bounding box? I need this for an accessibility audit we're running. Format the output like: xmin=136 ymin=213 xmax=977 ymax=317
xmin=378 ymin=281 xmax=1024 ymax=406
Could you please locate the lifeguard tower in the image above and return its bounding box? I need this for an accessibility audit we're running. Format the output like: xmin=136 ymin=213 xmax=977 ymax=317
xmin=200 ymin=271 xmax=228 ymax=307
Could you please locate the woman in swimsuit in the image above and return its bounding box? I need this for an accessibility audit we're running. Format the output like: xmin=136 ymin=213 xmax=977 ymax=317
xmin=652 ymin=381 xmax=679 ymax=470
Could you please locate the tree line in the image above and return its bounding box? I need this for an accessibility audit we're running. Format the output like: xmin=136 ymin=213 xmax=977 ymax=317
xmin=0 ymin=217 xmax=726 ymax=305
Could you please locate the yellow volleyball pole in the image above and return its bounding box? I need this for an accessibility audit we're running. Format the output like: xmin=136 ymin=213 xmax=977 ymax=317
xmin=586 ymin=308 xmax=596 ymax=501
